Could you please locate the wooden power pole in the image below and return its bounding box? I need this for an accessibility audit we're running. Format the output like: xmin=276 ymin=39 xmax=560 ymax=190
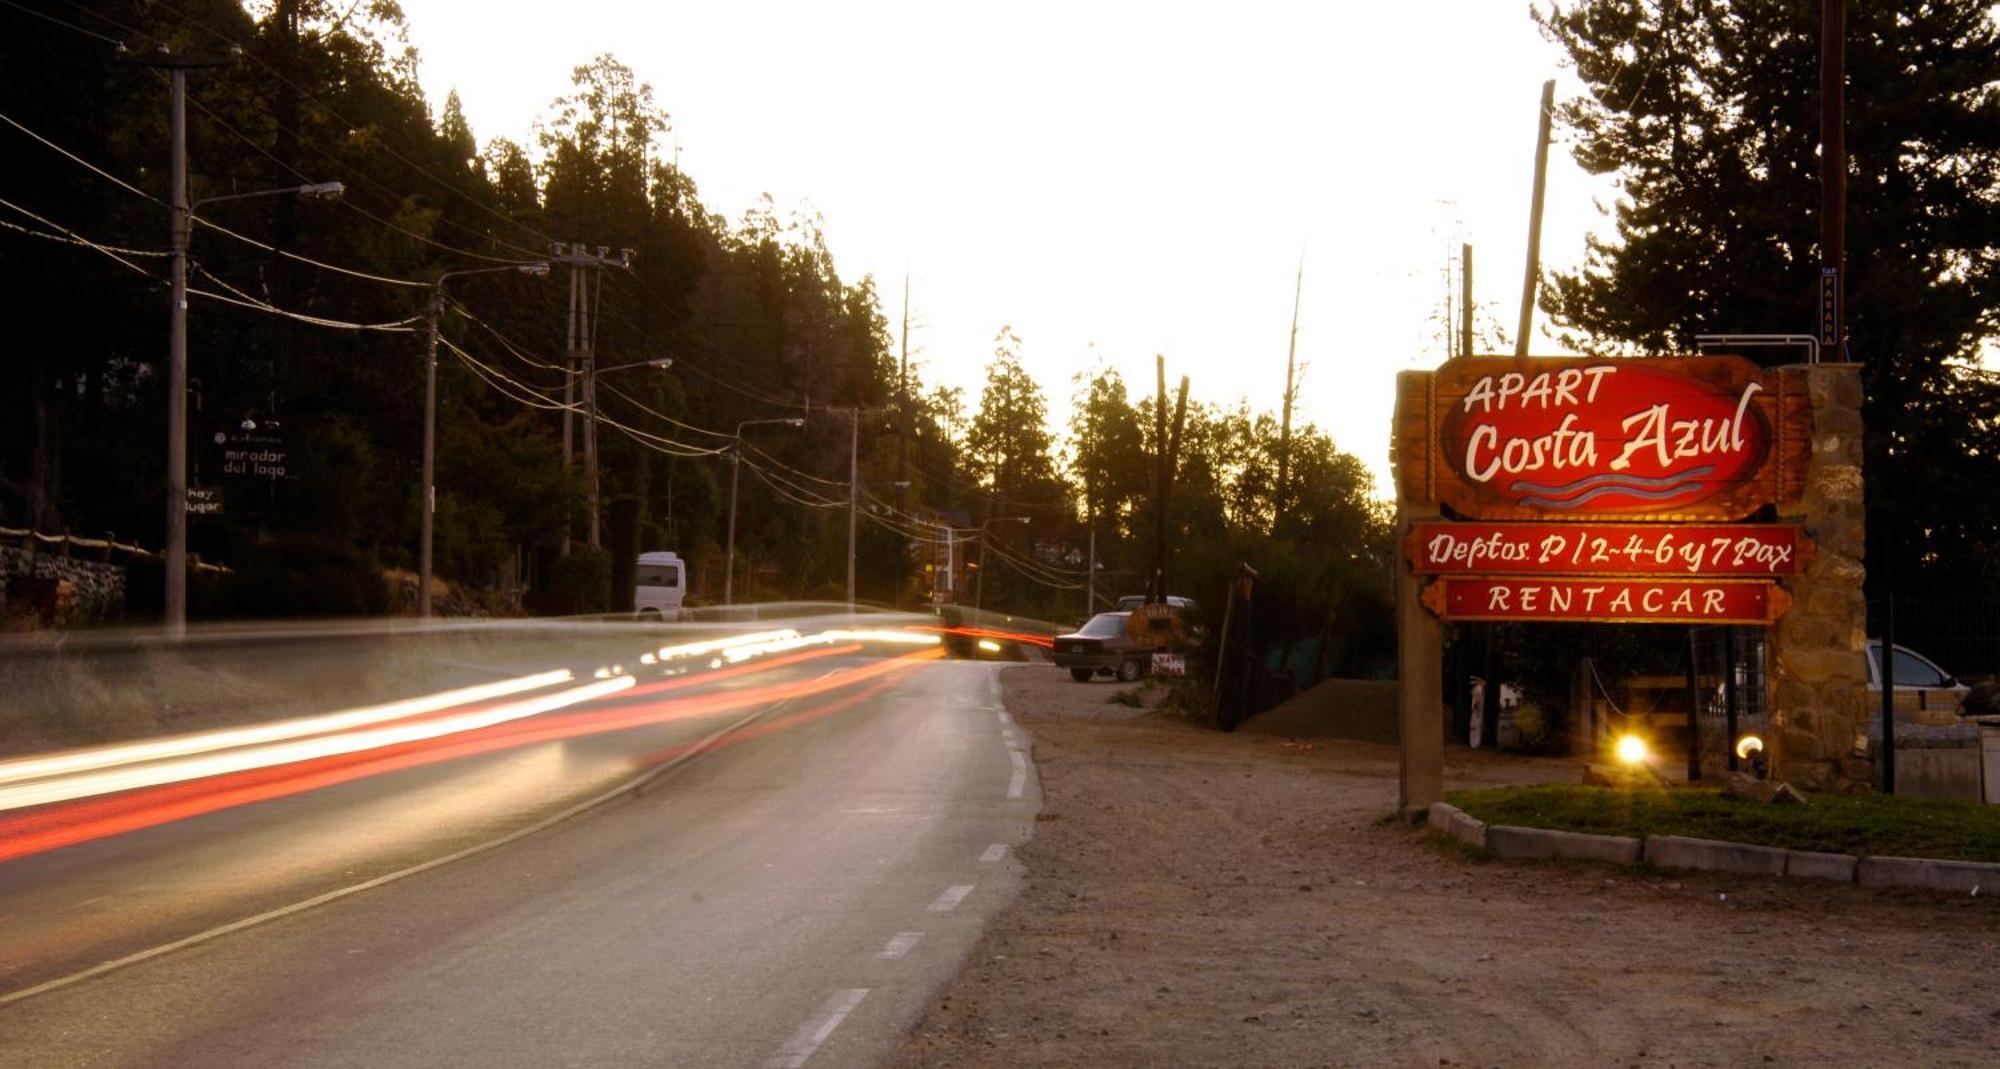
xmin=1461 ymin=243 xmax=1474 ymax=358
xmin=1276 ymin=258 xmax=1303 ymax=527
xmin=1515 ymin=79 xmax=1556 ymax=357
xmin=1819 ymin=0 xmax=1846 ymax=360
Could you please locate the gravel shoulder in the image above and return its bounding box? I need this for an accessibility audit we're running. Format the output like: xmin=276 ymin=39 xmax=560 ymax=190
xmin=890 ymin=663 xmax=2000 ymax=1069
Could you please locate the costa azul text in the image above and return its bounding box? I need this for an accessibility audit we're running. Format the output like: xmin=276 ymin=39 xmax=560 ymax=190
xmin=1456 ymin=366 xmax=1763 ymax=489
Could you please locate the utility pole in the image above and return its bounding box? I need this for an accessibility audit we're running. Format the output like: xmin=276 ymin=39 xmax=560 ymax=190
xmin=167 ymin=66 xmax=190 ymax=637
xmin=1820 ymin=0 xmax=1846 ymax=360
xmin=559 ymin=245 xmax=579 ymax=555
xmin=584 ymin=261 xmax=600 ymax=548
xmin=421 ymin=285 xmax=443 ymax=618
xmin=1515 ymin=78 xmax=1556 ymax=357
xmin=1276 ymin=257 xmax=1302 ymax=528
xmin=420 ymin=263 xmax=548 ymax=617
xmin=896 ymin=274 xmax=910 ymax=516
xmin=1164 ymin=374 xmax=1189 ymax=598
xmin=723 ymin=417 xmax=803 ymax=606
xmin=1461 ymin=243 xmax=1474 ymax=358
xmin=552 ymin=243 xmax=631 ymax=552
xmin=1152 ymin=356 xmax=1168 ymax=601
xmin=127 ymin=49 xmax=234 ymax=638
xmin=846 ymin=406 xmax=859 ymax=610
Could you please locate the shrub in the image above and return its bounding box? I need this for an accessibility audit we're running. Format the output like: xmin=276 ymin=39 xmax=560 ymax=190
xmin=549 ymin=549 xmax=613 ymax=615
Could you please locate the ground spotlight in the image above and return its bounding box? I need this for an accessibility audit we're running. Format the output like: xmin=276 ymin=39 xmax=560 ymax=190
xmin=1736 ymin=734 xmax=1768 ymax=779
xmin=1614 ymin=734 xmax=1649 ymax=766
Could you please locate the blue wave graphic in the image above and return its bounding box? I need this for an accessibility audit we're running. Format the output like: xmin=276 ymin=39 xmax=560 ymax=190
xmin=1518 ymin=479 xmax=1708 ymax=510
xmin=1509 ymin=465 xmax=1717 ymax=498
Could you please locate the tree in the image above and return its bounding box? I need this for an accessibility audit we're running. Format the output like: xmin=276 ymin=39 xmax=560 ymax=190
xmin=966 ymin=328 xmax=1058 ymax=503
xmin=1536 ymin=1 xmax=2000 ymax=599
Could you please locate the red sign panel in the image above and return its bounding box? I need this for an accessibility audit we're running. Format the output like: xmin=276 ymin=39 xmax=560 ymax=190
xmin=1394 ymin=356 xmax=1811 ymax=521
xmin=1421 ymin=577 xmax=1788 ymax=625
xmin=1406 ymin=522 xmax=1809 ymax=577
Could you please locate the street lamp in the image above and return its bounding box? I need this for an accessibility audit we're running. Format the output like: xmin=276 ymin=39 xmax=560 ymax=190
xmin=163 ymin=178 xmax=346 ymax=637
xmin=724 ymin=417 xmax=806 ymax=606
xmin=420 ymin=261 xmax=550 ymax=617
xmin=975 ymin=516 xmax=1032 ymax=613
xmin=583 ymin=356 xmax=673 ymax=551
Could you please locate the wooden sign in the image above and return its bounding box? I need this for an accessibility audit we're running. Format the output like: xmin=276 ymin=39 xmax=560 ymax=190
xmin=1395 ymin=356 xmax=1810 ymax=521
xmin=1406 ymin=521 xmax=1810 ymax=577
xmin=1421 ymin=576 xmax=1789 ymax=625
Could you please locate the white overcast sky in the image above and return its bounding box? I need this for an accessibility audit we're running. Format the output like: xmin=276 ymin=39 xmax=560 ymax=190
xmin=396 ymin=0 xmax=1613 ymax=494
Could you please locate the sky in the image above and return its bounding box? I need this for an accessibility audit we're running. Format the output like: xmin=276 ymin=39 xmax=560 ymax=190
xmin=396 ymin=0 xmax=1615 ymax=495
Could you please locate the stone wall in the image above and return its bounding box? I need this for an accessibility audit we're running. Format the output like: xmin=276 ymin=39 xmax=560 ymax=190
xmin=0 ymin=544 xmax=127 ymax=626
xmin=1768 ymin=365 xmax=1873 ymax=791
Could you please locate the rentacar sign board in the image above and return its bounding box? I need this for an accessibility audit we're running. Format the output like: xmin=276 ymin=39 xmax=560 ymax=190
xmin=1395 ymin=355 xmax=1811 ymax=522
xmin=1394 ymin=355 xmax=1813 ymax=627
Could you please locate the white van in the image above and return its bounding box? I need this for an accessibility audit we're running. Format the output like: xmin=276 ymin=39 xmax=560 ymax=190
xmin=635 ymin=551 xmax=687 ymax=620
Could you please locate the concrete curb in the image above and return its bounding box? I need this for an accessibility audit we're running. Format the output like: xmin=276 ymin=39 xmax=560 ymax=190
xmin=1427 ymin=810 xmax=1993 ymax=894
xmin=1785 ymin=850 xmax=1859 ymax=883
xmin=1644 ymin=835 xmax=1787 ymax=876
xmin=1485 ymin=824 xmax=1641 ymax=864
xmin=1856 ymin=856 xmax=2000 ymax=894
xmin=1427 ymin=802 xmax=1488 ymax=850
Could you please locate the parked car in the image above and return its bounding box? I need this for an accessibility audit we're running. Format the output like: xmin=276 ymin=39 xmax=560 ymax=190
xmin=634 ymin=550 xmax=687 ymax=620
xmin=1052 ymin=611 xmax=1149 ymax=683
xmin=1865 ymin=639 xmax=1970 ymax=723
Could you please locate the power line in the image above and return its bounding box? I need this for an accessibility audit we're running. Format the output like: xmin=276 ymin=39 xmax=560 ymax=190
xmin=0 ymin=107 xmax=162 ymax=203
xmin=190 ymin=262 xmax=420 ymax=331
xmin=192 ymin=213 xmax=430 ymax=288
xmin=0 ymin=195 xmax=168 ymax=262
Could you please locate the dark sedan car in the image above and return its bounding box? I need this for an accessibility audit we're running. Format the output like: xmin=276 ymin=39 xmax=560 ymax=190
xmin=1051 ymin=611 xmax=1148 ymax=683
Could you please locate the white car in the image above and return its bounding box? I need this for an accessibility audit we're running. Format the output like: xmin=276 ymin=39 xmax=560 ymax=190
xmin=1865 ymin=640 xmax=1970 ymax=724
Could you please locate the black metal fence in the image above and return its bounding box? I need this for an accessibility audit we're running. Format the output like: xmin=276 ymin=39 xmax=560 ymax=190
xmin=1688 ymin=624 xmax=1769 ymax=779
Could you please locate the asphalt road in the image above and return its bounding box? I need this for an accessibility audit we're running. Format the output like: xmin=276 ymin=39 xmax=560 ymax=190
xmin=0 ymin=655 xmax=1037 ymax=1068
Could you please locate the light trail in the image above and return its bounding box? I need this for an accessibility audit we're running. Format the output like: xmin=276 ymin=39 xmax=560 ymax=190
xmin=0 ymin=669 xmax=576 ymax=788
xmin=935 ymin=625 xmax=1056 ymax=649
xmin=0 ymin=676 xmax=635 ymax=814
xmin=0 ymin=648 xmax=943 ymax=864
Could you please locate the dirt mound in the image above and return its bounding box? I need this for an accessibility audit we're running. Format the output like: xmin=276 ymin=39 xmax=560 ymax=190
xmin=1237 ymin=676 xmax=1399 ymax=743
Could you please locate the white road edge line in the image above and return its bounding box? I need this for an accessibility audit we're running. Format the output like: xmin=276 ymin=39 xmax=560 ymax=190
xmin=879 ymin=931 xmax=924 ymax=959
xmin=928 ymin=884 xmax=975 ymax=912
xmin=1007 ymin=750 xmax=1027 ymax=798
xmin=0 ymin=688 xmax=781 ymax=1010
xmin=980 ymin=844 xmax=1007 ymax=863
xmin=766 ymin=987 xmax=870 ymax=1069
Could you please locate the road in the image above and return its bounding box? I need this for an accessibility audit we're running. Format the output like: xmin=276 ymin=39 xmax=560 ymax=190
xmin=0 ymin=642 xmax=1037 ymax=1068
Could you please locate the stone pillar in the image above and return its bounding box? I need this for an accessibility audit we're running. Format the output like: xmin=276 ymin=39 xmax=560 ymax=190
xmin=1768 ymin=365 xmax=1872 ymax=791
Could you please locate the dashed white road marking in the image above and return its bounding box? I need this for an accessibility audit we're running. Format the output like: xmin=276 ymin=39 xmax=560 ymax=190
xmin=980 ymin=844 xmax=1007 ymax=863
xmin=879 ymin=931 xmax=924 ymax=959
xmin=927 ymin=884 xmax=975 ymax=912
xmin=997 ymin=711 xmax=1012 ymax=726
xmin=1007 ymin=749 xmax=1027 ymax=798
xmin=766 ymin=988 xmax=870 ymax=1069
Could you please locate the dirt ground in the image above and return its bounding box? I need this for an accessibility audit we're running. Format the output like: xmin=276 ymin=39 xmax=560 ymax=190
xmin=889 ymin=664 xmax=2000 ymax=1069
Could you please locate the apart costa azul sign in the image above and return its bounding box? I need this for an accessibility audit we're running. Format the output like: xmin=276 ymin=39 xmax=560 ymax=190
xmin=1395 ymin=355 xmax=1814 ymax=626
xmin=1395 ymin=356 xmax=1811 ymax=522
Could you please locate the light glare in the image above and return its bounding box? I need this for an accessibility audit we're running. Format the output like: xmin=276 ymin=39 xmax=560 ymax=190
xmin=1614 ymin=734 xmax=1648 ymax=766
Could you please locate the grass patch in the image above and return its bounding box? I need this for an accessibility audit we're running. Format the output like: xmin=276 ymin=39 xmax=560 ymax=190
xmin=1448 ymin=783 xmax=2000 ymax=864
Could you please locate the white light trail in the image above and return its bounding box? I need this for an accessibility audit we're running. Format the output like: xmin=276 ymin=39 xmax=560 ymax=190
xmin=0 ymin=675 xmax=634 ymax=813
xmin=0 ymin=668 xmax=574 ymax=788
